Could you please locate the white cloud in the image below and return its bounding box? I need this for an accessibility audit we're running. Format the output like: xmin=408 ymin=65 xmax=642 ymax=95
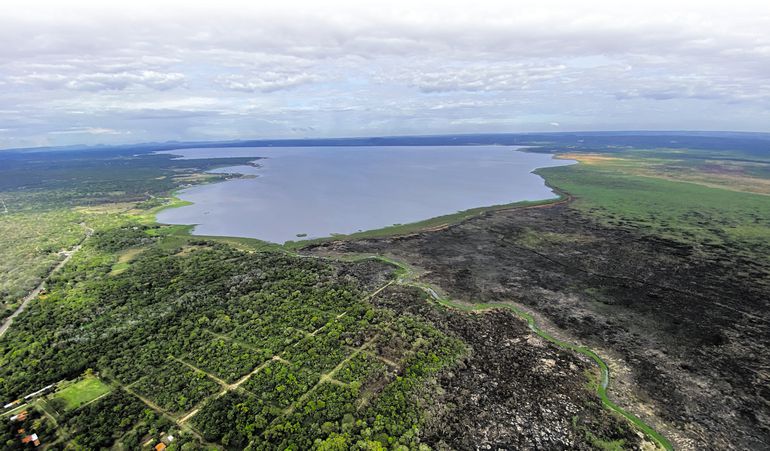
xmin=48 ymin=127 xmax=128 ymax=135
xmin=9 ymin=70 xmax=185 ymax=91
xmin=0 ymin=0 xmax=768 ymax=147
xmin=69 ymin=71 xmax=185 ymax=91
xmin=215 ymin=72 xmax=319 ymax=93
xmin=396 ymin=64 xmax=567 ymax=93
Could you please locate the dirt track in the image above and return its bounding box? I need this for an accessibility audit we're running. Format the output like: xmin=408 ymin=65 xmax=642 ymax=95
xmin=0 ymin=226 xmax=92 ymax=338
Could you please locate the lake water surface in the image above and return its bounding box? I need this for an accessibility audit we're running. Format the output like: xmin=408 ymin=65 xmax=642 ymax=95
xmin=156 ymin=146 xmax=572 ymax=243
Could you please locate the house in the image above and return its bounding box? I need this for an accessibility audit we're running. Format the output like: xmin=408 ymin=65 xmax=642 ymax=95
xmin=21 ymin=433 xmax=40 ymax=447
xmin=153 ymin=431 xmax=174 ymax=450
xmin=4 ymin=400 xmax=20 ymax=409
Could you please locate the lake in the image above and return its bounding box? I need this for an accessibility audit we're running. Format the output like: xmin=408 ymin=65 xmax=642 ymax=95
xmin=155 ymin=146 xmax=573 ymax=243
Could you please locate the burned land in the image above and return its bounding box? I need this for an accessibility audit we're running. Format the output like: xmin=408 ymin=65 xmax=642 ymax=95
xmin=309 ymin=201 xmax=770 ymax=450
xmin=372 ymin=283 xmax=645 ymax=450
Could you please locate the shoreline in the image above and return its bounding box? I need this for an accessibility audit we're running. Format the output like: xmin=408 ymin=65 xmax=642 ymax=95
xmin=152 ymin=148 xmax=575 ymax=247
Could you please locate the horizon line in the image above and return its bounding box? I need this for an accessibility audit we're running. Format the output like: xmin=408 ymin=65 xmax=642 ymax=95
xmin=3 ymin=129 xmax=769 ymax=153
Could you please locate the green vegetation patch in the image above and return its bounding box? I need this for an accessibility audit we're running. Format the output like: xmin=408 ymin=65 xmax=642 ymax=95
xmin=335 ymin=353 xmax=388 ymax=385
xmin=193 ymin=390 xmax=280 ymax=447
xmin=242 ymin=360 xmax=321 ymax=409
xmin=92 ymin=224 xmax=157 ymax=253
xmin=559 ymin=147 xmax=770 ymax=195
xmin=0 ymin=235 xmax=465 ymax=449
xmin=283 ymin=330 xmax=355 ymax=375
xmin=181 ymin=334 xmax=272 ymax=384
xmin=60 ymin=389 xmax=145 ymax=450
xmin=539 ymin=163 xmax=770 ymax=254
xmin=50 ymin=375 xmax=112 ymax=412
xmin=108 ymin=246 xmax=148 ymax=275
xmin=131 ymin=360 xmax=221 ymax=414
xmin=0 ymin=209 xmax=86 ymax=318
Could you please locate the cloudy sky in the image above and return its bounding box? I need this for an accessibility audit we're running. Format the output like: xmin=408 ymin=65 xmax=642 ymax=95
xmin=1 ymin=0 xmax=769 ymax=148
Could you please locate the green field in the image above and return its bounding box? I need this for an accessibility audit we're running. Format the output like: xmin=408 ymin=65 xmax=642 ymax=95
xmin=108 ymin=247 xmax=148 ymax=275
xmin=555 ymin=147 xmax=770 ymax=194
xmin=51 ymin=376 xmax=112 ymax=411
xmin=538 ymin=162 xmax=770 ymax=254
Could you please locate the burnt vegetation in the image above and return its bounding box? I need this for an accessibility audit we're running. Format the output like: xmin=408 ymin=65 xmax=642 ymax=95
xmin=315 ymin=200 xmax=770 ymax=449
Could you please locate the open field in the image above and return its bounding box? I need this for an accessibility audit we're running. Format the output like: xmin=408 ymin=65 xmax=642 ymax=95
xmin=557 ymin=149 xmax=770 ymax=195
xmin=49 ymin=376 xmax=112 ymax=412
xmin=537 ymin=163 xmax=770 ymax=253
xmin=108 ymin=247 xmax=148 ymax=275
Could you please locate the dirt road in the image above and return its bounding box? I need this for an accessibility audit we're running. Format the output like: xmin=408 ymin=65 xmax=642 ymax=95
xmin=0 ymin=226 xmax=92 ymax=338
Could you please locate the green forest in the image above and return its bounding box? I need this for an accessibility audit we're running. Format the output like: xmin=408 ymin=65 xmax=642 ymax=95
xmin=0 ymin=224 xmax=464 ymax=449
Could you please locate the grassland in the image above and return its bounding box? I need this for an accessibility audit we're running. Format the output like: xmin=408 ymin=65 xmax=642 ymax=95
xmin=49 ymin=375 xmax=112 ymax=411
xmin=557 ymin=148 xmax=770 ymax=195
xmin=537 ymin=160 xmax=770 ymax=256
xmin=108 ymin=247 xmax=148 ymax=275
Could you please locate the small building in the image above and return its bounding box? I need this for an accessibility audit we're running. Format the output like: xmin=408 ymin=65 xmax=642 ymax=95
xmin=4 ymin=400 xmax=20 ymax=409
xmin=20 ymin=433 xmax=40 ymax=447
xmin=155 ymin=443 xmax=167 ymax=451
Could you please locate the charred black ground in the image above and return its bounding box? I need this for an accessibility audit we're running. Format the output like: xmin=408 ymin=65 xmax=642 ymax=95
xmin=373 ymin=283 xmax=643 ymax=450
xmin=308 ymin=201 xmax=770 ymax=450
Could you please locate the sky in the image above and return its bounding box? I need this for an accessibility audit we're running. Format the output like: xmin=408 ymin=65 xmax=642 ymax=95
xmin=1 ymin=0 xmax=769 ymax=148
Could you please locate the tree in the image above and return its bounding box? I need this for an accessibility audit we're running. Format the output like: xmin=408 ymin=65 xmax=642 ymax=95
xmin=316 ymin=433 xmax=350 ymax=451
